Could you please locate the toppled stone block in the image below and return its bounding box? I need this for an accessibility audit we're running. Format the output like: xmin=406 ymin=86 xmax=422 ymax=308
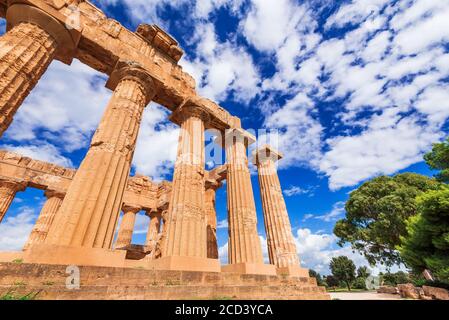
xmin=377 ymin=286 xmax=398 ymax=294
xmin=423 ymin=286 xmax=449 ymax=300
xmin=397 ymin=283 xmax=420 ymax=299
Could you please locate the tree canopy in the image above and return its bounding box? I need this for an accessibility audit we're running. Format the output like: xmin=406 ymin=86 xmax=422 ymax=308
xmin=330 ymin=256 xmax=356 ymax=291
xmin=398 ymin=186 xmax=449 ymax=282
xmin=334 ymin=173 xmax=441 ymax=267
xmin=424 ymin=137 xmax=449 ymax=183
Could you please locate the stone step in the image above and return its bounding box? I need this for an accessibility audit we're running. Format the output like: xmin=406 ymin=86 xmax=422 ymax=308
xmin=0 ymin=262 xmax=330 ymax=300
xmin=0 ymin=284 xmax=329 ymax=300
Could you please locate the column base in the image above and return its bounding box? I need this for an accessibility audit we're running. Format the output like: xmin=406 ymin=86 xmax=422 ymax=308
xmin=276 ymin=265 xmax=309 ymax=277
xmin=149 ymin=256 xmax=221 ymax=273
xmin=21 ymin=244 xmax=127 ymax=268
xmin=221 ymin=263 xmax=277 ymax=275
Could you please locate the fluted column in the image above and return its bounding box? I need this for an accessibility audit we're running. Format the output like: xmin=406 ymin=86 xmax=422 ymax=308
xmin=46 ymin=61 xmax=156 ymax=249
xmin=205 ymin=183 xmax=220 ymax=259
xmin=115 ymin=204 xmax=141 ymax=249
xmin=162 ymin=102 xmax=210 ymax=258
xmin=0 ymin=4 xmax=79 ymax=136
xmin=224 ymin=129 xmax=264 ymax=265
xmin=152 ymin=209 xmax=168 ymax=259
xmin=255 ymin=146 xmax=300 ymax=271
xmin=145 ymin=210 xmax=161 ymax=252
xmin=23 ymin=190 xmax=65 ymax=250
xmin=0 ymin=179 xmax=26 ymax=223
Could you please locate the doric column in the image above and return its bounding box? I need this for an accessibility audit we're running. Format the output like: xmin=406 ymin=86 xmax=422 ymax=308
xmin=152 ymin=209 xmax=168 ymax=259
xmin=205 ymin=181 xmax=221 ymax=259
xmin=225 ymin=129 xmax=263 ymax=263
xmin=254 ymin=145 xmax=305 ymax=276
xmin=0 ymin=178 xmax=26 ymax=223
xmin=0 ymin=4 xmax=79 ymax=136
xmin=145 ymin=210 xmax=161 ymax=252
xmin=23 ymin=189 xmax=65 ymax=250
xmin=162 ymin=101 xmax=210 ymax=259
xmin=46 ymin=61 xmax=156 ymax=249
xmin=115 ymin=204 xmax=141 ymax=249
xmin=221 ymin=129 xmax=276 ymax=275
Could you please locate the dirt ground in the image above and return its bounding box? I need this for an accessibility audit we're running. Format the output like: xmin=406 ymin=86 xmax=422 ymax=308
xmin=330 ymin=291 xmax=404 ymax=300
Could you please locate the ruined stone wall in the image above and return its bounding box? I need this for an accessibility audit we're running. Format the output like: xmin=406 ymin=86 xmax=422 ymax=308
xmin=0 ymin=150 xmax=171 ymax=212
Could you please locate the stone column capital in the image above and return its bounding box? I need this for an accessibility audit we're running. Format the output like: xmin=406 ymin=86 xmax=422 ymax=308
xmin=106 ymin=60 xmax=157 ymax=104
xmin=44 ymin=189 xmax=65 ymax=200
xmin=6 ymin=2 xmax=81 ymax=64
xmin=0 ymin=178 xmax=26 ymax=192
xmin=218 ymin=128 xmax=256 ymax=149
xmin=145 ymin=209 xmax=161 ymax=219
xmin=122 ymin=204 xmax=141 ymax=214
xmin=253 ymin=144 xmax=284 ymax=166
xmin=169 ymin=98 xmax=211 ymax=126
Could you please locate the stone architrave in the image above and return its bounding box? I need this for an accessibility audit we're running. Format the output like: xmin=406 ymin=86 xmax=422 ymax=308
xmin=254 ymin=145 xmax=308 ymax=277
xmin=0 ymin=178 xmax=26 ymax=223
xmin=221 ymin=129 xmax=276 ymax=275
xmin=0 ymin=3 xmax=80 ymax=136
xmin=157 ymin=101 xmax=220 ymax=272
xmin=45 ymin=61 xmax=157 ymax=250
xmin=23 ymin=190 xmax=65 ymax=250
xmin=115 ymin=204 xmax=141 ymax=249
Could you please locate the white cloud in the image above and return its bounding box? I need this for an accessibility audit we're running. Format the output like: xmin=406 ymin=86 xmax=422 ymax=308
xmin=283 ymin=185 xmax=317 ymax=197
xmin=0 ymin=207 xmax=37 ymax=251
xmin=4 ymin=59 xmax=111 ymax=152
xmin=180 ymin=22 xmax=260 ymax=103
xmin=132 ymin=105 xmax=179 ymax=180
xmin=304 ymin=201 xmax=346 ymax=222
xmin=0 ymin=143 xmax=73 ymax=167
xmin=295 ymin=228 xmax=406 ymax=275
xmin=320 ymin=117 xmax=443 ymax=190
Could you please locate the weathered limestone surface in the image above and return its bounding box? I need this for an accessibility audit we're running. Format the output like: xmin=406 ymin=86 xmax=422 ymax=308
xmin=115 ymin=205 xmax=141 ymax=249
xmin=0 ymin=22 xmax=57 ymax=136
xmin=0 ymin=178 xmax=25 ymax=222
xmin=145 ymin=210 xmax=161 ymax=252
xmin=0 ymin=150 xmax=170 ymax=213
xmin=204 ymin=165 xmax=226 ymax=259
xmin=0 ymin=262 xmax=331 ymax=300
xmin=45 ymin=62 xmax=156 ymax=249
xmin=224 ymin=129 xmax=264 ymax=265
xmin=23 ymin=189 xmax=64 ymax=250
xmin=255 ymin=145 xmax=302 ymax=273
xmin=163 ymin=102 xmax=209 ymax=258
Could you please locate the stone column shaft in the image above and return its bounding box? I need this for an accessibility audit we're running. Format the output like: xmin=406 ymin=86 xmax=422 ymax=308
xmin=225 ymin=129 xmax=264 ymax=264
xmin=115 ymin=205 xmax=140 ymax=249
xmin=23 ymin=190 xmax=64 ymax=250
xmin=257 ymin=159 xmax=300 ymax=268
xmin=205 ymin=186 xmax=219 ymax=259
xmin=163 ymin=105 xmax=208 ymax=258
xmin=0 ymin=179 xmax=25 ymax=223
xmin=145 ymin=211 xmax=161 ymax=251
xmin=0 ymin=22 xmax=57 ymax=135
xmin=46 ymin=62 xmax=155 ymax=249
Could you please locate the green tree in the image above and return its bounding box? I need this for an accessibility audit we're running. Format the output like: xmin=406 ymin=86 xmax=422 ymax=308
xmin=381 ymin=271 xmax=410 ymax=286
xmin=325 ymin=275 xmax=339 ymax=291
xmin=398 ymin=186 xmax=449 ymax=282
xmin=309 ymin=269 xmax=325 ymax=286
xmin=334 ymin=173 xmax=440 ymax=267
xmin=424 ymin=138 xmax=449 ymax=183
xmin=356 ymin=266 xmax=371 ymax=279
xmin=330 ymin=256 xmax=356 ymax=291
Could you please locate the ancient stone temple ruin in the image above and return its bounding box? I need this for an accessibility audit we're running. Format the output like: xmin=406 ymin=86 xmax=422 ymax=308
xmin=0 ymin=0 xmax=329 ymax=299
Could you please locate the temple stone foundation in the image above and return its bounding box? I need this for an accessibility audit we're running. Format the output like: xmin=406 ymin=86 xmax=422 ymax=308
xmin=0 ymin=0 xmax=329 ymax=300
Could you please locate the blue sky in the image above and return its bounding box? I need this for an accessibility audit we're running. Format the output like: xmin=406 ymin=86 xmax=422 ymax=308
xmin=0 ymin=0 xmax=448 ymax=275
